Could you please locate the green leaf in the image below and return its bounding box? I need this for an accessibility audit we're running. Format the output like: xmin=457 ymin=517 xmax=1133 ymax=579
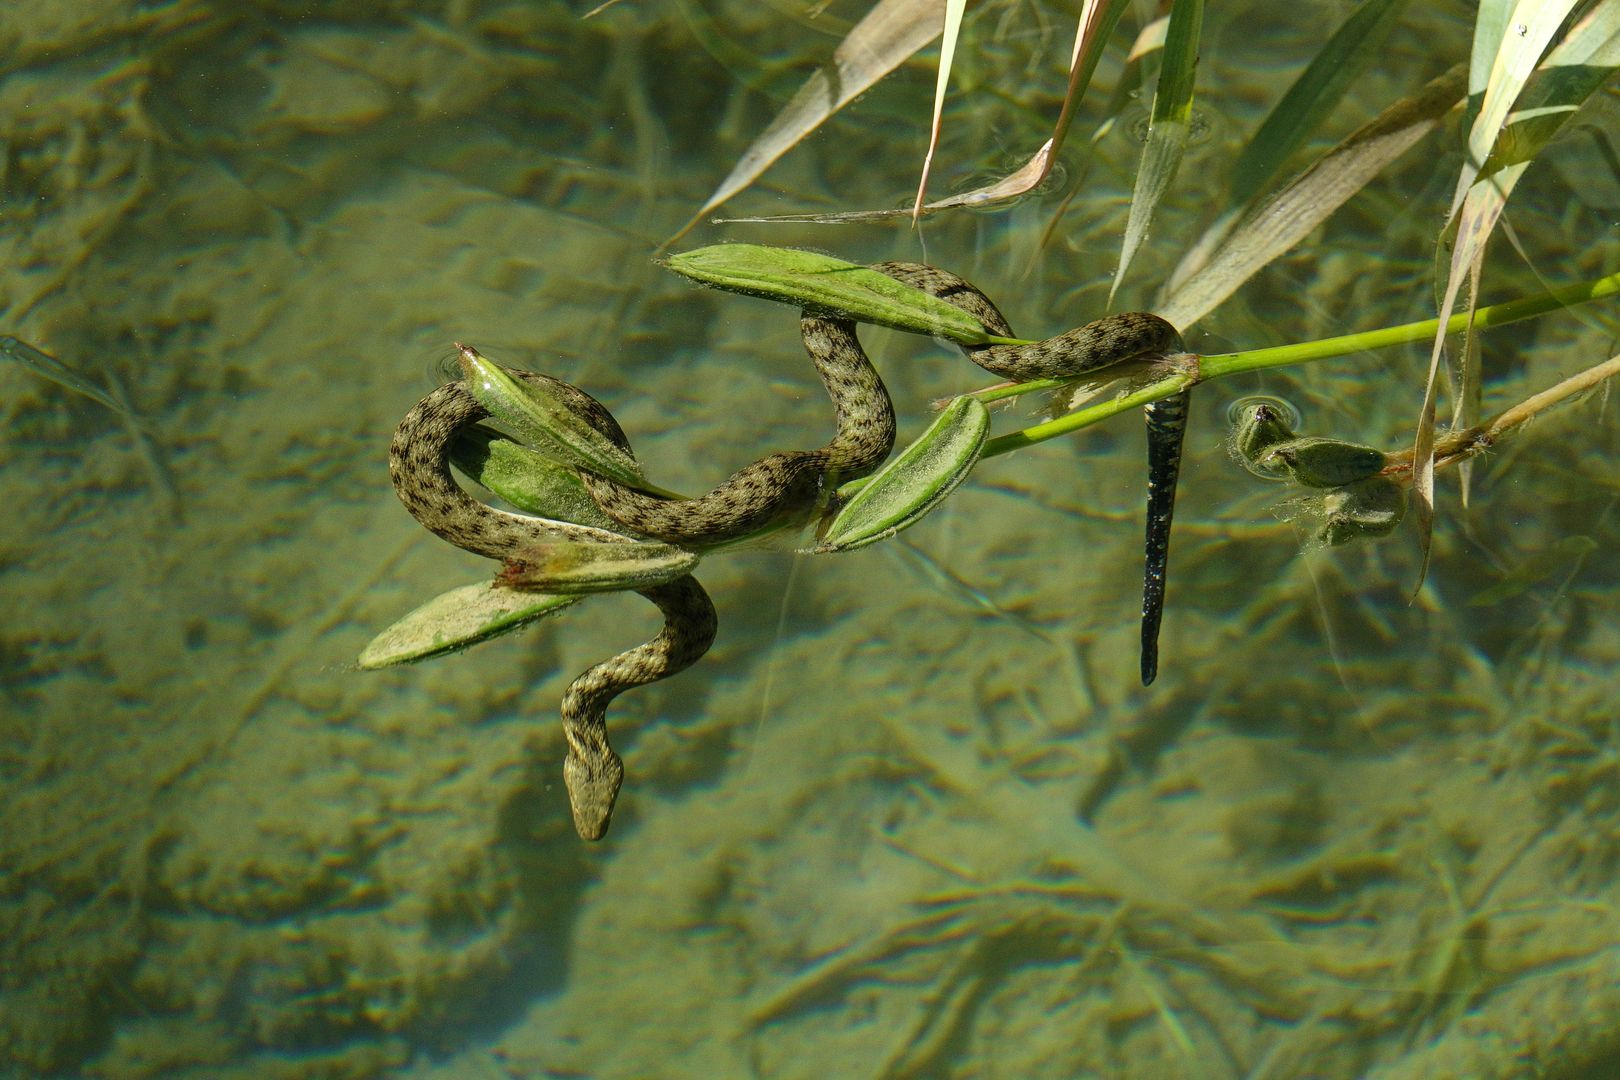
xmin=451 ymin=427 xmax=628 ymax=531
xmin=817 ymin=395 xmax=989 ymax=553
xmin=358 ymin=583 xmax=584 ymax=668
xmin=1112 ymin=0 xmax=1204 ymax=303
xmin=1315 ymin=478 xmax=1408 ymax=547
xmin=457 ymin=345 xmax=647 ymax=489
xmin=665 ymin=244 xmax=1004 ymax=345
xmin=497 ymin=541 xmax=699 ymax=593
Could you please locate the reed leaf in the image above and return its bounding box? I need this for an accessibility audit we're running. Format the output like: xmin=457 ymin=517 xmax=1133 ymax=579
xmin=817 ymin=395 xmax=989 ymax=553
xmin=1159 ymin=64 xmax=1467 ymax=330
xmin=457 ymin=345 xmax=648 ymax=489
xmin=666 ymin=244 xmax=1006 ymax=344
xmin=677 ymin=0 xmax=942 ymax=237
xmin=1111 ymin=0 xmax=1202 ymax=304
xmin=358 ymin=583 xmax=583 ymax=668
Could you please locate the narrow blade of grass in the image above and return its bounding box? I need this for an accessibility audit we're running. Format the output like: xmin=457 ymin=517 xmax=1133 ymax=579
xmin=912 ymin=0 xmax=966 ymax=223
xmin=1111 ymin=0 xmax=1204 ymax=305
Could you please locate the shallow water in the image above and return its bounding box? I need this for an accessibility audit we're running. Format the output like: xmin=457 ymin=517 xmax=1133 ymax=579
xmin=3 ymin=3 xmax=1619 ymax=1078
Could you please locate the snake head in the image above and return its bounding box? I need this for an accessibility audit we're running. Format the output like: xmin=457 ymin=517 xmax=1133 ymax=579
xmin=563 ymin=747 xmax=624 ymax=841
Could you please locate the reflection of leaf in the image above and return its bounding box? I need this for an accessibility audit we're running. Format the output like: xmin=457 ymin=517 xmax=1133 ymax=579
xmin=1468 ymin=536 xmax=1598 ymax=607
xmin=818 ymin=396 xmax=988 ymax=553
xmin=677 ymin=0 xmax=943 ymax=236
xmin=665 ymin=244 xmax=1004 ymax=343
xmin=358 ymin=583 xmax=583 ymax=668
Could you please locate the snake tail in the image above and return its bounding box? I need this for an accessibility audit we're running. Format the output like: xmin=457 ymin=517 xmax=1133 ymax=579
xmin=560 ymin=575 xmax=717 ymax=840
xmin=1140 ymin=389 xmax=1190 ymax=686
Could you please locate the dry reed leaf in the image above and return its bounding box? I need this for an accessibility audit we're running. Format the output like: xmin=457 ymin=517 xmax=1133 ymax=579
xmin=674 ymin=0 xmax=943 ymax=239
xmin=912 ymin=0 xmax=966 ymax=222
xmin=717 ymin=0 xmax=1132 ymax=225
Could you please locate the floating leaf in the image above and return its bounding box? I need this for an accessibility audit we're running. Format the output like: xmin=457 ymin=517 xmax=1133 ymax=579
xmin=718 ymin=1 xmax=1140 ymax=226
xmin=498 ymin=541 xmax=699 ymax=593
xmin=358 ymin=583 xmax=584 ymax=668
xmin=817 ymin=395 xmax=989 ymax=553
xmin=457 ymin=345 xmax=648 ymax=489
xmin=666 ymin=244 xmax=1005 ymax=344
xmin=451 ymin=427 xmax=628 ymax=531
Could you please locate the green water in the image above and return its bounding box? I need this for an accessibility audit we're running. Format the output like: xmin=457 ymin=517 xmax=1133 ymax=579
xmin=2 ymin=2 xmax=1619 ymax=1078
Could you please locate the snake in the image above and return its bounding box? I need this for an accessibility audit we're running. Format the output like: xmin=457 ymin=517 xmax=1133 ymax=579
xmin=389 ymin=263 xmax=1187 ymax=839
xmin=389 ymin=365 xmax=717 ymax=840
xmin=579 ymin=261 xmax=1190 ymax=683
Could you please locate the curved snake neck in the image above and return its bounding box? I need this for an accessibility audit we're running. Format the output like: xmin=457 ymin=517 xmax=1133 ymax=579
xmin=577 ymin=312 xmax=898 ymax=544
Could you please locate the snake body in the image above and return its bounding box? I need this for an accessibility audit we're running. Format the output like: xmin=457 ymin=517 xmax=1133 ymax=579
xmin=389 ymin=367 xmax=716 ymax=840
xmin=578 ymin=312 xmax=897 ymax=543
xmin=390 ymin=261 xmax=1189 ymax=839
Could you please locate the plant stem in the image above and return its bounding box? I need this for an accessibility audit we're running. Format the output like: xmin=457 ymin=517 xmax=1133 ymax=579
xmin=1382 ymin=352 xmax=1620 ymax=473
xmin=978 ymin=269 xmax=1620 ymax=459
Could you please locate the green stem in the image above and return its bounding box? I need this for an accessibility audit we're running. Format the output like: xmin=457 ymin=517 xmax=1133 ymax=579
xmin=979 ymin=269 xmax=1620 ymax=459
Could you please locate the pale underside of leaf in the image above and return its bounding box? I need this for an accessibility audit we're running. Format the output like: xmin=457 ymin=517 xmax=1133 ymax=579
xmin=665 ymin=244 xmax=1003 ymax=344
xmin=817 ymin=395 xmax=989 ymax=553
xmin=500 ymin=541 xmax=700 ymax=593
xmin=358 ymin=583 xmax=583 ymax=668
